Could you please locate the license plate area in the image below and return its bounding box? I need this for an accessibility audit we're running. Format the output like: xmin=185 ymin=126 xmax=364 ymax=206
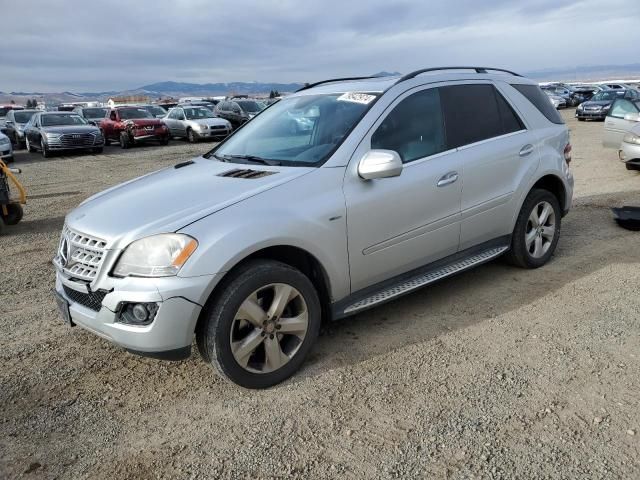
xmin=53 ymin=289 xmax=74 ymax=326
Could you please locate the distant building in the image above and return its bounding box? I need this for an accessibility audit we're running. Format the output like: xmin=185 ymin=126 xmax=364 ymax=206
xmin=107 ymin=95 xmax=150 ymax=107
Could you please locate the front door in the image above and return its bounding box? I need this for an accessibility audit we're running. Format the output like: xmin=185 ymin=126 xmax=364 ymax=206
xmin=344 ymin=86 xmax=463 ymax=292
xmin=603 ymin=99 xmax=640 ymax=149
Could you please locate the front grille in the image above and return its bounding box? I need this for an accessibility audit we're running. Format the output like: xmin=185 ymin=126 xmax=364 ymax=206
xmin=55 ymin=226 xmax=108 ymax=282
xmin=63 ymin=285 xmax=106 ymax=312
xmin=211 ymin=125 xmax=227 ymax=131
xmin=58 ymin=133 xmax=96 ymax=147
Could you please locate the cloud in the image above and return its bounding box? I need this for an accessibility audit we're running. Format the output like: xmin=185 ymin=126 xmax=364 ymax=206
xmin=1 ymin=0 xmax=639 ymax=91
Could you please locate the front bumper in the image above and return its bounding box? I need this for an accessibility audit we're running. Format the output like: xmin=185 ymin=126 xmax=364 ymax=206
xmin=575 ymin=110 xmax=607 ymax=120
xmin=0 ymin=143 xmax=13 ymax=159
xmin=619 ymin=142 xmax=640 ymax=167
xmin=194 ymin=127 xmax=231 ymax=140
xmin=54 ymin=267 xmax=218 ymax=357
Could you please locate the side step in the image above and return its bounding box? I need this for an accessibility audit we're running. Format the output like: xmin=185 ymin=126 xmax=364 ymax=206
xmin=342 ymin=246 xmax=509 ymax=315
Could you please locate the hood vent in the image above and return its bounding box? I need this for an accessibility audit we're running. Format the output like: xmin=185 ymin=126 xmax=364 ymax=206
xmin=218 ymin=169 xmax=276 ymax=179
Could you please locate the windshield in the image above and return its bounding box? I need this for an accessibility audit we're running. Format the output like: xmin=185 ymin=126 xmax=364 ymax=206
xmin=237 ymin=101 xmax=264 ymax=113
xmin=119 ymin=108 xmax=153 ymax=120
xmin=14 ymin=111 xmax=36 ymax=123
xmin=184 ymin=107 xmax=215 ymax=119
xmin=83 ymin=108 xmax=108 ymax=118
xmin=41 ymin=114 xmax=88 ymax=126
xmin=209 ymin=92 xmax=379 ymax=166
xmin=592 ymin=91 xmax=621 ymax=102
xmin=144 ymin=106 xmax=167 ymax=117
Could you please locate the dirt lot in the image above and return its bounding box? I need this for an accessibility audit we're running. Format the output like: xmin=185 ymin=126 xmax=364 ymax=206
xmin=1 ymin=111 xmax=639 ymax=479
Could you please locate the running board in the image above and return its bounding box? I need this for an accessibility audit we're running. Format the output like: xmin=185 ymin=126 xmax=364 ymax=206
xmin=342 ymin=246 xmax=509 ymax=315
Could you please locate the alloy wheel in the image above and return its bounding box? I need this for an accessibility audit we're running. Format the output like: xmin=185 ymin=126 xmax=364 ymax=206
xmin=230 ymin=283 xmax=309 ymax=374
xmin=525 ymin=201 xmax=556 ymax=258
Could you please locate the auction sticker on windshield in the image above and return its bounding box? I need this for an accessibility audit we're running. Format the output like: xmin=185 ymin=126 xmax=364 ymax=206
xmin=337 ymin=92 xmax=376 ymax=105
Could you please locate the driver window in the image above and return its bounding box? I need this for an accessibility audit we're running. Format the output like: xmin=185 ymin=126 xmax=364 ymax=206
xmin=371 ymin=88 xmax=446 ymax=163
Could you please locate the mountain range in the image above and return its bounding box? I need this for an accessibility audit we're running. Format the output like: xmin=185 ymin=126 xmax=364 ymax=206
xmin=2 ymin=65 xmax=639 ymax=105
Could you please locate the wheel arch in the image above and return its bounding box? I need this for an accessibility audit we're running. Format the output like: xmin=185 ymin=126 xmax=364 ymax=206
xmin=531 ymin=174 xmax=567 ymax=213
xmin=195 ymin=244 xmax=333 ymax=336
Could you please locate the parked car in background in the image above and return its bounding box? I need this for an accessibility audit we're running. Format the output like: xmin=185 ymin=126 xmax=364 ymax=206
xmin=140 ymin=104 xmax=169 ymax=119
xmin=0 ymin=105 xmax=25 ymax=134
xmin=617 ymin=122 xmax=640 ymax=171
xmin=600 ymin=83 xmax=631 ymax=91
xmin=575 ymin=89 xmax=637 ymax=121
xmin=214 ymin=99 xmax=265 ymax=127
xmin=23 ymin=112 xmax=104 ymax=157
xmin=99 ymin=107 xmax=170 ymax=149
xmin=53 ymin=67 xmax=574 ymax=388
xmin=178 ymin=101 xmax=218 ymax=110
xmin=4 ymin=109 xmax=38 ymax=148
xmin=72 ymin=106 xmax=109 ymax=125
xmin=0 ymin=131 xmax=13 ymax=163
xmin=163 ymin=106 xmax=232 ymax=142
xmin=542 ymin=86 xmax=577 ymax=106
xmin=602 ymin=97 xmax=640 ymax=149
xmin=544 ymin=90 xmax=566 ymax=109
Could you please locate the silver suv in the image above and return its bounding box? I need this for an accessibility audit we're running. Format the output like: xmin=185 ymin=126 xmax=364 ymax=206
xmin=53 ymin=67 xmax=574 ymax=388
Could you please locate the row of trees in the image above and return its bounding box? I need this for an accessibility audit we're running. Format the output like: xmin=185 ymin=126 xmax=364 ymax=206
xmin=268 ymin=90 xmax=281 ymax=99
xmin=25 ymin=99 xmax=39 ymax=108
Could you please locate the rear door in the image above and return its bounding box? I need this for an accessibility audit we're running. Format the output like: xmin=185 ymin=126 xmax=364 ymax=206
xmin=439 ymin=83 xmax=537 ymax=250
xmin=603 ymin=99 xmax=640 ymax=149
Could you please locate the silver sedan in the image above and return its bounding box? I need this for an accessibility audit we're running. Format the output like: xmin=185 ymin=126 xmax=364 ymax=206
xmin=163 ymin=106 xmax=232 ymax=143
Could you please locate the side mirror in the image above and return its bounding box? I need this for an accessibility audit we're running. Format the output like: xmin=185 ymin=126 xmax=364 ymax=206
xmin=358 ymin=150 xmax=403 ymax=180
xmin=624 ymin=112 xmax=640 ymax=122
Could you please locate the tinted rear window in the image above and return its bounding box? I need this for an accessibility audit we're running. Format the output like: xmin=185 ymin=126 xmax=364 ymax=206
xmin=512 ymin=84 xmax=564 ymax=124
xmin=440 ymin=84 xmax=504 ymax=148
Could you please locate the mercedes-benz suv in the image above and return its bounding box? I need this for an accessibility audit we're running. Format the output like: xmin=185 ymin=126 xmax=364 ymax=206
xmin=53 ymin=67 xmax=574 ymax=388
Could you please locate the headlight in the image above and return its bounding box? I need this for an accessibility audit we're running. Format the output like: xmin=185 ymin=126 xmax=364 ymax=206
xmin=602 ymin=105 xmax=611 ymax=110
xmin=197 ymin=123 xmax=208 ymax=130
xmin=113 ymin=234 xmax=198 ymax=278
xmin=45 ymin=132 xmax=62 ymax=139
xmin=577 ymin=104 xmax=584 ymax=110
xmin=623 ymin=133 xmax=640 ymax=145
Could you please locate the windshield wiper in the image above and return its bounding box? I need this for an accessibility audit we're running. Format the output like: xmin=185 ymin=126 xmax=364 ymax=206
xmin=225 ymin=155 xmax=281 ymax=166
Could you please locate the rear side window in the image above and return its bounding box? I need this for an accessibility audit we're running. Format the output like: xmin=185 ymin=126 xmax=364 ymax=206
xmin=371 ymin=88 xmax=447 ymax=163
xmin=440 ymin=84 xmax=505 ymax=148
xmin=495 ymin=90 xmax=525 ymax=134
xmin=511 ymin=84 xmax=564 ymax=124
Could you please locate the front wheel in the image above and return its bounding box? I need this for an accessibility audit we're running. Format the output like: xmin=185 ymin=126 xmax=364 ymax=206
xmin=506 ymin=189 xmax=561 ymax=269
xmin=196 ymin=260 xmax=321 ymax=389
xmin=25 ymin=137 xmax=35 ymax=153
xmin=119 ymin=131 xmax=130 ymax=149
xmin=41 ymin=139 xmax=50 ymax=158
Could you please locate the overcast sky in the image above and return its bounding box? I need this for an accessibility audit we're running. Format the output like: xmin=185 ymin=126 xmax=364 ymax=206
xmin=1 ymin=0 xmax=639 ymax=92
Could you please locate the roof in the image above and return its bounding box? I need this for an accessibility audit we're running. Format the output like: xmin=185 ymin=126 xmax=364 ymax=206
xmin=293 ymin=67 xmax=533 ymax=96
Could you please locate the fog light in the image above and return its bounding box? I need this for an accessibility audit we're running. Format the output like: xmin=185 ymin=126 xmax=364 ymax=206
xmin=117 ymin=302 xmax=159 ymax=325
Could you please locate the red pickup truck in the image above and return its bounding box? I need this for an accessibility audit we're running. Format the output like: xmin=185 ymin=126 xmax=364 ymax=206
xmin=100 ymin=106 xmax=169 ymax=148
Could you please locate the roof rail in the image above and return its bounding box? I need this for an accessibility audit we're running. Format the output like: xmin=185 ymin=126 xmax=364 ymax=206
xmin=295 ymin=76 xmax=378 ymax=92
xmin=396 ymin=66 xmax=522 ymax=84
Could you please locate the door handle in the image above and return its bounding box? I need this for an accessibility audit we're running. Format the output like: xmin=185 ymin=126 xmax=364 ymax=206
xmin=437 ymin=171 xmax=459 ymax=187
xmin=519 ymin=144 xmax=534 ymax=157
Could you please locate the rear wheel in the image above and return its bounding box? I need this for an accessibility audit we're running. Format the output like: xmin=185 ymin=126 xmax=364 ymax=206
xmin=1 ymin=203 xmax=23 ymax=225
xmin=196 ymin=260 xmax=321 ymax=389
xmin=506 ymin=189 xmax=561 ymax=269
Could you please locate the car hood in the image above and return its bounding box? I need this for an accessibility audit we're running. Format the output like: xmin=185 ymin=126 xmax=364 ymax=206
xmin=41 ymin=125 xmax=99 ymax=134
xmin=581 ymin=100 xmax=612 ymax=108
xmin=65 ymin=157 xmax=314 ymax=249
xmin=187 ymin=118 xmax=230 ymax=127
xmin=122 ymin=118 xmax=165 ymax=127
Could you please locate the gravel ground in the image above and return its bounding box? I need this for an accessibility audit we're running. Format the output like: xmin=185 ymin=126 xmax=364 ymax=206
xmin=1 ymin=111 xmax=639 ymax=479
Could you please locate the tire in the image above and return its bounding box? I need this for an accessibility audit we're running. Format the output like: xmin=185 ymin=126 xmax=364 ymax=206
xmin=1 ymin=203 xmax=23 ymax=225
xmin=196 ymin=260 xmax=321 ymax=389
xmin=102 ymin=130 xmax=110 ymax=146
xmin=41 ymin=138 xmax=50 ymax=158
xmin=0 ymin=216 xmax=5 ymax=235
xmin=119 ymin=132 xmax=130 ymax=149
xmin=577 ymin=117 xmax=585 ymax=122
xmin=187 ymin=129 xmax=197 ymax=143
xmin=505 ymin=189 xmax=561 ymax=269
xmin=159 ymin=135 xmax=169 ymax=146
xmin=26 ymin=137 xmax=35 ymax=153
